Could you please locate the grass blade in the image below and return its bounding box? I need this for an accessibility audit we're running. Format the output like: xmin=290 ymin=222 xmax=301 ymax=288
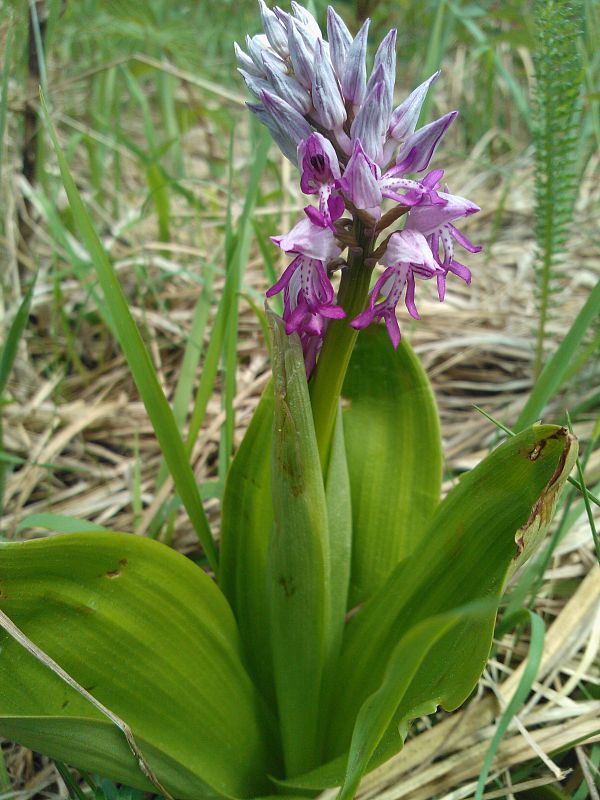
xmin=39 ymin=94 xmax=218 ymax=572
xmin=0 ymin=280 xmax=35 ymax=399
xmin=473 ymin=611 xmax=545 ymax=800
xmin=566 ymin=411 xmax=600 ymax=563
xmin=0 ymin=278 xmax=36 ymax=519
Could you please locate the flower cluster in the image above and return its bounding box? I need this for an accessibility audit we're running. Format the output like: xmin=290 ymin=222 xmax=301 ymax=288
xmin=237 ymin=1 xmax=481 ymax=374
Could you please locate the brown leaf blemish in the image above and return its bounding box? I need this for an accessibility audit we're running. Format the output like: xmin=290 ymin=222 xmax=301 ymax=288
xmin=528 ymin=439 xmax=547 ymax=461
xmin=513 ymin=429 xmax=576 ymax=562
xmin=105 ymin=558 xmax=128 ymax=579
xmin=278 ymin=575 xmax=296 ymax=598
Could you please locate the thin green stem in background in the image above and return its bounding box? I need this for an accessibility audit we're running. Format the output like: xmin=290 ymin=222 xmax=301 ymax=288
xmin=566 ymin=412 xmax=600 ymax=562
xmin=0 ymin=278 xmax=36 ymax=521
xmin=474 ymin=611 xmax=545 ymax=800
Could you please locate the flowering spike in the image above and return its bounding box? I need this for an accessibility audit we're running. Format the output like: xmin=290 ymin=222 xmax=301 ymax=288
xmin=312 ymin=38 xmax=347 ymax=132
xmin=239 ymin=3 xmax=482 ymax=362
xmin=326 ymin=7 xmax=353 ymax=79
xmin=341 ymin=18 xmax=370 ymax=110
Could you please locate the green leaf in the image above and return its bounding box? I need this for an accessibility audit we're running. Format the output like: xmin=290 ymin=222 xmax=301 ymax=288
xmin=326 ymin=424 xmax=577 ymax=761
xmin=338 ymin=610 xmax=461 ymax=800
xmin=16 ymin=513 xmax=108 ymax=534
xmin=219 ymin=383 xmax=275 ymax=704
xmin=267 ymin=314 xmax=330 ymax=777
xmin=322 ymin=405 xmax=352 ymax=690
xmin=341 ymin=327 xmax=442 ymax=606
xmin=0 ymin=278 xmax=36 ymax=399
xmin=0 ymin=533 xmax=278 ymax=798
xmin=39 ymin=94 xmax=218 ymax=572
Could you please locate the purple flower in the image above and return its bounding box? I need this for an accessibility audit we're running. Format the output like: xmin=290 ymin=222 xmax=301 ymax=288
xmin=404 ymin=179 xmax=481 ymax=300
xmin=271 ymin=216 xmax=341 ymax=261
xmin=268 ymin=256 xmax=345 ymax=333
xmin=352 ymin=229 xmax=442 ymax=348
xmin=339 ymin=139 xmax=382 ymax=218
xmin=340 ymin=143 xmax=445 ymax=219
xmin=392 ymin=111 xmax=457 ymax=175
xmin=268 ymin=217 xmax=344 ymax=356
xmin=298 ymin=133 xmax=344 ymax=229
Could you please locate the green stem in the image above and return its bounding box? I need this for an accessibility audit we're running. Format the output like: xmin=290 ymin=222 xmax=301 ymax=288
xmin=310 ymin=224 xmax=373 ymax=471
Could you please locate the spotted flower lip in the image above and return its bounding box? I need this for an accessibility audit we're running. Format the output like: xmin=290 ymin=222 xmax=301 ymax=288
xmin=352 ymin=229 xmax=443 ymax=348
xmin=238 ymin=1 xmax=482 ymax=370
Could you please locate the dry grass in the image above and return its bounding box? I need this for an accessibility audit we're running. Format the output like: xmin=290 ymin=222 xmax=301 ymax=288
xmin=1 ymin=49 xmax=599 ymax=800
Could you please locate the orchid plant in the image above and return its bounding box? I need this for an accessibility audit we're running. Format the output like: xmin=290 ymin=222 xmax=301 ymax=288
xmin=0 ymin=4 xmax=578 ymax=800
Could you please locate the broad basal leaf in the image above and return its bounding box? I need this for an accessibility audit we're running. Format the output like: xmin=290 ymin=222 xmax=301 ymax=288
xmin=0 ymin=533 xmax=279 ymax=799
xmin=342 ymin=327 xmax=442 ymax=607
xmin=326 ymin=424 xmax=576 ymax=759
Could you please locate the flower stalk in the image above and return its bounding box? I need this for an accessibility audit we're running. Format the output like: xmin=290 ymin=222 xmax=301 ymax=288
xmin=310 ymin=220 xmax=374 ymax=469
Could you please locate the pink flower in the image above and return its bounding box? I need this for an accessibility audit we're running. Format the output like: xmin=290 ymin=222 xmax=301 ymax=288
xmin=352 ymin=229 xmax=442 ymax=347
